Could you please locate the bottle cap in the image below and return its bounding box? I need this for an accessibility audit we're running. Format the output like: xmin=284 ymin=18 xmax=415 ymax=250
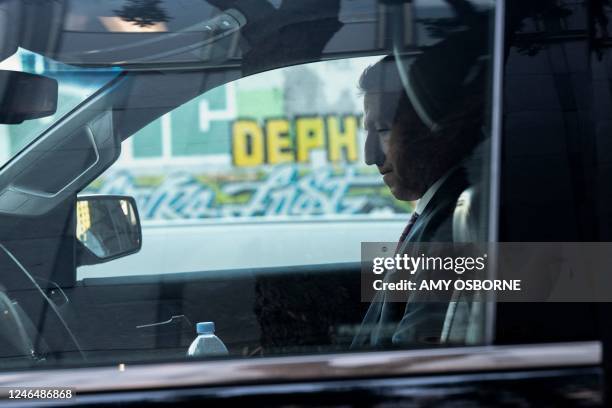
xmin=196 ymin=321 xmax=215 ymax=334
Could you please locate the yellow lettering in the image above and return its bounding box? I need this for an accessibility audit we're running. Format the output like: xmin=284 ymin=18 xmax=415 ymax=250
xmin=232 ymin=120 xmax=264 ymax=167
xmin=266 ymin=119 xmax=293 ymax=165
xmin=327 ymin=116 xmax=358 ymax=162
xmin=296 ymin=117 xmax=324 ymax=163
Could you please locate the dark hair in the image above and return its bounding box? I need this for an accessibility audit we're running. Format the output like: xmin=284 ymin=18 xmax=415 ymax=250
xmin=358 ymin=55 xmax=412 ymax=128
xmin=358 ymin=55 xmax=404 ymax=95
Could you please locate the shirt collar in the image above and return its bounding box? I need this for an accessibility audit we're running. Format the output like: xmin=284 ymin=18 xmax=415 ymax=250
xmin=414 ymin=167 xmax=455 ymax=215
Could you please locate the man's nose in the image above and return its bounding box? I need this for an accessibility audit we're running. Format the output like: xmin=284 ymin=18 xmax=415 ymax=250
xmin=364 ymin=130 xmax=386 ymax=166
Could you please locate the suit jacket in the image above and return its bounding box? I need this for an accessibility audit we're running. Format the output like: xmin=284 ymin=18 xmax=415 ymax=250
xmin=351 ymin=166 xmax=469 ymax=348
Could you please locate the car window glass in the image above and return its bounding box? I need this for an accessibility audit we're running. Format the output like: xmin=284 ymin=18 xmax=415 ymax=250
xmin=79 ymin=57 xmax=413 ymax=279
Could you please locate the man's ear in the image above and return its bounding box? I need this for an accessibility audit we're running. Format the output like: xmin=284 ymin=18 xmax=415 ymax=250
xmin=392 ymin=94 xmax=430 ymax=142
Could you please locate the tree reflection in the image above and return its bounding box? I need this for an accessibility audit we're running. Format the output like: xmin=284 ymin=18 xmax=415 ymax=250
xmin=114 ymin=0 xmax=171 ymax=28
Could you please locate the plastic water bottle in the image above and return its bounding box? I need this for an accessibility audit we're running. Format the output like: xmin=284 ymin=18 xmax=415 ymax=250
xmin=187 ymin=322 xmax=229 ymax=357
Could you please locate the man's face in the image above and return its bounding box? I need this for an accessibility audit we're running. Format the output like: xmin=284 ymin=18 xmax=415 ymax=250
xmin=364 ymin=92 xmax=433 ymax=201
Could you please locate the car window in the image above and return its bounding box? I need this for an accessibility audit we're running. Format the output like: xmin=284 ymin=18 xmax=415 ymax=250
xmin=0 ymin=0 xmax=496 ymax=372
xmin=78 ymin=56 xmax=413 ymax=279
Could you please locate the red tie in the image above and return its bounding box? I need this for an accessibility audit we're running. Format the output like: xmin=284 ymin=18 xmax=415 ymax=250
xmin=395 ymin=212 xmax=419 ymax=254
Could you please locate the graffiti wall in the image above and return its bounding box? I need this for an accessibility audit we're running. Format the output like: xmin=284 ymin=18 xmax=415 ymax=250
xmin=86 ymin=166 xmax=410 ymax=220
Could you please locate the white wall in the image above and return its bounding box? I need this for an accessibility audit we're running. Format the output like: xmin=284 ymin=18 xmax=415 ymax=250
xmin=78 ymin=219 xmax=405 ymax=279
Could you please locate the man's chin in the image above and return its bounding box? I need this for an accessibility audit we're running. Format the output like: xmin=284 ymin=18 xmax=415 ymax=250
xmin=389 ymin=185 xmax=421 ymax=202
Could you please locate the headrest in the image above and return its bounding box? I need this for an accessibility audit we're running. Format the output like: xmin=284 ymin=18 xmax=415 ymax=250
xmin=396 ymin=22 xmax=489 ymax=131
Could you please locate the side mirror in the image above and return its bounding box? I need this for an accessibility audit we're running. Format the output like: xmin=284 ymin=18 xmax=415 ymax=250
xmin=75 ymin=195 xmax=142 ymax=267
xmin=0 ymin=70 xmax=58 ymax=124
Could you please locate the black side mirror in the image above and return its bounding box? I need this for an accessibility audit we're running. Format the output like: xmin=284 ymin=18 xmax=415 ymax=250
xmin=75 ymin=195 xmax=142 ymax=267
xmin=0 ymin=70 xmax=58 ymax=124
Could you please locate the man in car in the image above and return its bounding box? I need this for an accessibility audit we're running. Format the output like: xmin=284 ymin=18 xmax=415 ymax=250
xmin=352 ymin=54 xmax=486 ymax=348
